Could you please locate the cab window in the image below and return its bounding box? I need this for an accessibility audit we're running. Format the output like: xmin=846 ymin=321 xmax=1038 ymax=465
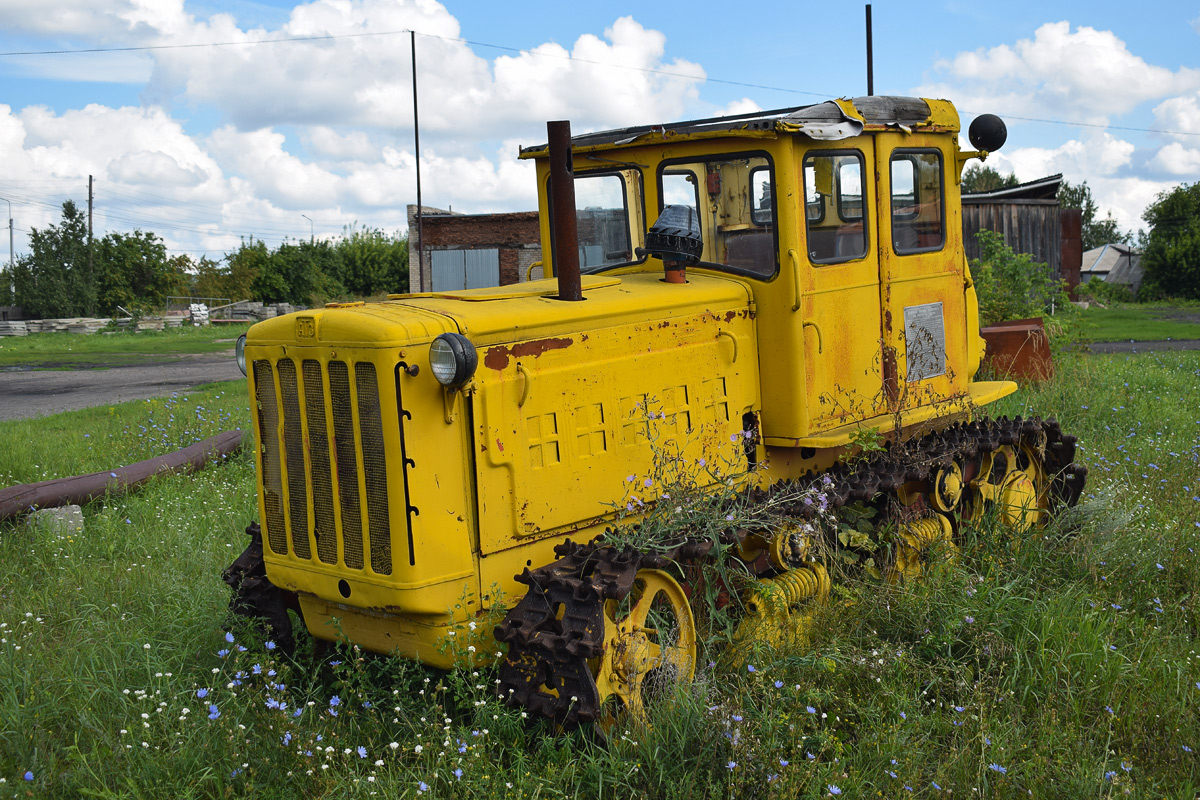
xmin=573 ymin=171 xmax=636 ymax=270
xmin=803 ymin=151 xmax=868 ymax=263
xmin=656 ymin=154 xmax=777 ymax=279
xmin=890 ymin=150 xmax=944 ymax=254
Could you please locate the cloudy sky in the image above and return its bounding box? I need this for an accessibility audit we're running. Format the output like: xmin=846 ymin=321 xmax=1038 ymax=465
xmin=1 ymin=0 xmax=1198 ymax=261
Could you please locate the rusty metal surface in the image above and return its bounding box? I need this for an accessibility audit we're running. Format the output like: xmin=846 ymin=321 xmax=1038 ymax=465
xmin=0 ymin=429 xmax=245 ymax=521
xmin=1060 ymin=209 xmax=1083 ymax=297
xmin=980 ymin=318 xmax=1054 ymax=383
xmin=494 ymin=416 xmax=1086 ymax=727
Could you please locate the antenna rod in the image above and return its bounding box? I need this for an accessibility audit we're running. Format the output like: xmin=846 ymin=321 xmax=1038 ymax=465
xmin=865 ymin=4 xmax=874 ymax=96
xmin=412 ymin=30 xmax=425 ymax=291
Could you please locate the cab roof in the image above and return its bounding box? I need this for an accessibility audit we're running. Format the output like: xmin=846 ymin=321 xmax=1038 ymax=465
xmin=518 ymin=95 xmax=959 ymax=159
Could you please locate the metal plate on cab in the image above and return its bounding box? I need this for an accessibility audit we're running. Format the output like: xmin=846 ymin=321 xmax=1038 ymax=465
xmin=903 ymin=302 xmax=945 ymax=381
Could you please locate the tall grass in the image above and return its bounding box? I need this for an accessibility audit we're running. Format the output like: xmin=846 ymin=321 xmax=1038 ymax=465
xmin=1 ymin=351 xmax=1198 ymax=797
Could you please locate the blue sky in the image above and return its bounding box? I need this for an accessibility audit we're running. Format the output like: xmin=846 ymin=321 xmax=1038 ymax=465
xmin=1 ymin=0 xmax=1198 ymax=260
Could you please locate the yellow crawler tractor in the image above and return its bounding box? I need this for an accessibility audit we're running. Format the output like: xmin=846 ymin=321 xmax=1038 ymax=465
xmin=225 ymin=95 xmax=1086 ymax=728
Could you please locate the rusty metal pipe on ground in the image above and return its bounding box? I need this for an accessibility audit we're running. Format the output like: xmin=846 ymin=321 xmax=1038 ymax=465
xmin=547 ymin=120 xmax=583 ymax=302
xmin=0 ymin=429 xmax=246 ymax=521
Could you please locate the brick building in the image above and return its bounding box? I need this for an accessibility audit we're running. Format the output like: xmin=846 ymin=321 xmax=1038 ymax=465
xmin=406 ymin=205 xmax=542 ymax=294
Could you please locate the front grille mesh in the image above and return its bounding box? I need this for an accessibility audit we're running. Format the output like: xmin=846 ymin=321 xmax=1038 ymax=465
xmin=329 ymin=361 xmax=365 ymax=570
xmin=256 ymin=357 xmax=394 ymax=576
xmin=254 ymin=360 xmax=288 ymax=557
xmin=356 ymin=363 xmax=392 ymax=575
xmin=303 ymin=360 xmax=337 ymax=565
xmin=277 ymin=359 xmax=312 ymax=560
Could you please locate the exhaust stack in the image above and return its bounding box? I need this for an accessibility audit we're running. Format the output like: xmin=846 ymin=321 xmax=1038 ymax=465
xmin=546 ymin=120 xmax=583 ymax=302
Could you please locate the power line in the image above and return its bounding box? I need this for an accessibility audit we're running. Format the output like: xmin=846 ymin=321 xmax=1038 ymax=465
xmin=4 ymin=28 xmax=1198 ymax=136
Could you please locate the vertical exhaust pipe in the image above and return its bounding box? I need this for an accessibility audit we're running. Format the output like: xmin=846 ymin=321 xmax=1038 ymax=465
xmin=547 ymin=120 xmax=583 ymax=302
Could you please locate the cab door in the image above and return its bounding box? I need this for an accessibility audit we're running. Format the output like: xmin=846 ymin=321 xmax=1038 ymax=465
xmin=797 ymin=142 xmax=887 ymax=433
xmin=873 ymin=134 xmax=967 ymax=412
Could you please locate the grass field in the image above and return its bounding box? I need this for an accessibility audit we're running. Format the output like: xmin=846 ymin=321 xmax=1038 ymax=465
xmin=0 ymin=324 xmax=251 ymax=369
xmin=1 ymin=350 xmax=1198 ymax=798
xmin=1071 ymin=303 xmax=1200 ymax=343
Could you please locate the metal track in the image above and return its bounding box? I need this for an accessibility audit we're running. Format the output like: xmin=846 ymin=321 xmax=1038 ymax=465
xmin=493 ymin=415 xmax=1087 ymax=726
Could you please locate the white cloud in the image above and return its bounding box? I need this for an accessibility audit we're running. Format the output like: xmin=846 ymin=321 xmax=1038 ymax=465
xmin=302 ymin=127 xmax=378 ymax=161
xmin=917 ymin=21 xmax=1200 ymax=124
xmin=207 ymin=125 xmax=339 ymax=207
xmin=1148 ymin=142 xmax=1200 ymax=176
xmin=984 ymin=132 xmax=1135 ymax=182
xmin=1152 ymin=93 xmax=1200 ymax=141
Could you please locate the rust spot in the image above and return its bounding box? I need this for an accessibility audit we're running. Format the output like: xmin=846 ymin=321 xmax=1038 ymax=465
xmin=483 ymin=337 xmax=574 ymax=370
xmin=496 ymin=438 xmax=505 ymax=453
xmin=724 ymin=311 xmax=737 ymax=323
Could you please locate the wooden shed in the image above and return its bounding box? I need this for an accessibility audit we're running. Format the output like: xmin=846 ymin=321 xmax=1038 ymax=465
xmin=962 ymin=174 xmax=1063 ymax=278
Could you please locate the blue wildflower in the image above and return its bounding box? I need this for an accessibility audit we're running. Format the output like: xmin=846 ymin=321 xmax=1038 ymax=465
xmin=196 ymin=688 xmax=209 ymax=699
xmin=747 ymin=664 xmax=756 ymax=673
xmin=24 ymin=772 xmax=33 ymax=782
xmin=454 ymin=768 xmax=463 ymax=780
xmin=775 ymin=680 xmax=784 ymax=688
xmin=217 ymin=649 xmax=229 ymax=658
xmin=225 ymin=632 xmax=234 ymax=643
xmin=988 ymin=763 xmax=1006 ymax=774
xmin=727 ymin=761 xmax=737 ymax=770
xmin=828 ymin=785 xmax=842 ymax=795
xmin=357 ymin=746 xmax=367 ymax=758
xmin=779 ymin=759 xmax=789 ymax=767
xmin=807 ymin=706 xmax=816 ymax=714
xmin=208 ymin=704 xmax=220 ymax=720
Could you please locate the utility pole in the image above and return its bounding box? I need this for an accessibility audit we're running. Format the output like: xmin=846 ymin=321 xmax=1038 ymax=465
xmin=88 ymin=175 xmax=94 ymax=280
xmin=0 ymin=196 xmax=11 ymax=269
xmin=301 ymin=214 xmax=313 ymax=243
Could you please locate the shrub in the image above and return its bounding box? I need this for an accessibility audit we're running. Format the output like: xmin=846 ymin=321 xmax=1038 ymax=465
xmin=971 ymin=230 xmax=1071 ymax=327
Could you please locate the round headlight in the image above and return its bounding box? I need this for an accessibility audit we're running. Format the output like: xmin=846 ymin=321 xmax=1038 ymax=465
xmin=429 ymin=332 xmax=477 ymax=389
xmin=235 ymin=333 xmax=247 ymax=376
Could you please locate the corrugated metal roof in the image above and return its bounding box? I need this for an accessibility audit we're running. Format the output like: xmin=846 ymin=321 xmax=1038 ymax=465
xmin=962 ymin=174 xmax=1063 ymax=202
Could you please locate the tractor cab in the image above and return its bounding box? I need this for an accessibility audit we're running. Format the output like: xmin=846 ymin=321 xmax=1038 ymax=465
xmin=520 ymin=96 xmax=1013 ymax=453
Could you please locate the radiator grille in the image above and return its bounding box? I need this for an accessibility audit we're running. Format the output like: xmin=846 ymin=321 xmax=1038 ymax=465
xmin=254 ymin=360 xmax=288 ymax=556
xmin=329 ymin=361 xmax=364 ymax=570
xmin=303 ymin=360 xmax=337 ymax=565
xmin=276 ymin=359 xmax=312 ymax=560
xmin=254 ymin=356 xmax=395 ymax=575
xmin=356 ymin=363 xmax=393 ymax=575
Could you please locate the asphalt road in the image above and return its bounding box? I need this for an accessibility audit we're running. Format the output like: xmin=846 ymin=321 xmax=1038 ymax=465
xmin=1 ymin=339 xmax=1197 ymax=424
xmin=0 ymin=352 xmax=244 ymax=422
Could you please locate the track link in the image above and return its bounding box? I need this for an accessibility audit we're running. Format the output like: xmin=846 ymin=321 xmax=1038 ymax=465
xmin=493 ymin=416 xmax=1087 ymax=725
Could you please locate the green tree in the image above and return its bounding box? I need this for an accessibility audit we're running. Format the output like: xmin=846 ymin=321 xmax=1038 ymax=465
xmin=1057 ymin=180 xmax=1130 ymax=251
xmin=11 ymin=200 xmax=94 ymax=318
xmin=1140 ymin=181 xmax=1200 ymax=301
xmin=335 ymin=227 xmax=408 ymax=297
xmin=94 ymin=230 xmax=187 ymax=314
xmin=961 ymin=164 xmax=1019 ymax=193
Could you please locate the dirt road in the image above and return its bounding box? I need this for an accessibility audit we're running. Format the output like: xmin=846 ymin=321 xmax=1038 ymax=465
xmin=0 ymin=353 xmax=243 ymax=422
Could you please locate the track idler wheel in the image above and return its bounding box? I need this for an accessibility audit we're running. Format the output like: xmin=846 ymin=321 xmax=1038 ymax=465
xmin=590 ymin=569 xmax=696 ymax=726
